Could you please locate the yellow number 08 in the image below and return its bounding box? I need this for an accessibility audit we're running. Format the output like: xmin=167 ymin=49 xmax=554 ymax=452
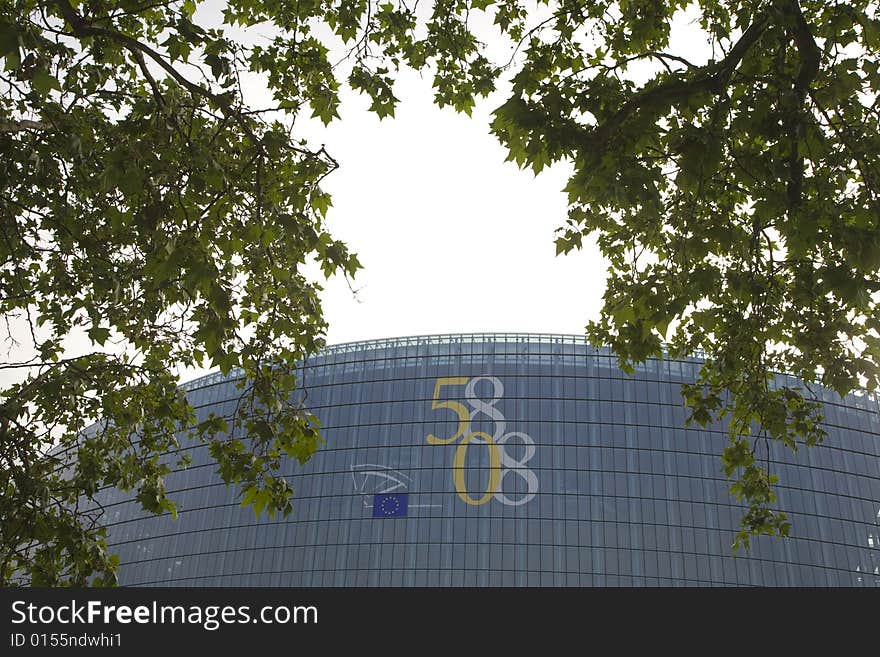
xmin=427 ymin=378 xmax=501 ymax=505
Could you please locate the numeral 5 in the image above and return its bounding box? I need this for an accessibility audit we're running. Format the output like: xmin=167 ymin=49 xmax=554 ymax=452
xmin=426 ymin=377 xmax=469 ymax=445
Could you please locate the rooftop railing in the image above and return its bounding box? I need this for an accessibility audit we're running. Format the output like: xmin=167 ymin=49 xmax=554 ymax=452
xmin=176 ymin=332 xmax=878 ymax=410
xmin=179 ymin=333 xmax=616 ymax=389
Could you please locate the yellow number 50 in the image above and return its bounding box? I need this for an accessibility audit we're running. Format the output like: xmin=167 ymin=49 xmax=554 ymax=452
xmin=426 ymin=377 xmax=502 ymax=506
xmin=426 ymin=377 xmax=469 ymax=445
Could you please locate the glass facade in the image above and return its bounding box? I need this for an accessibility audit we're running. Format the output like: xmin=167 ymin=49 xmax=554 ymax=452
xmin=95 ymin=334 xmax=880 ymax=586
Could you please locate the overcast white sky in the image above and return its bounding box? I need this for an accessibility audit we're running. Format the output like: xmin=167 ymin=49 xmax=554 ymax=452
xmin=305 ymin=70 xmax=604 ymax=346
xmin=288 ymin=3 xmax=713 ymax=349
xmin=193 ymin=6 xmax=614 ymax=385
xmin=233 ymin=2 xmax=712 ymax=357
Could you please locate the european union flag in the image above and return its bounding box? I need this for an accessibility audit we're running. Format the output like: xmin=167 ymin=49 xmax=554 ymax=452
xmin=372 ymin=493 xmax=408 ymax=518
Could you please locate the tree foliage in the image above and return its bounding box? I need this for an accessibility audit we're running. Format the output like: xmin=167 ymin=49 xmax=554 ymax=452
xmin=0 ymin=0 xmax=358 ymax=585
xmin=486 ymin=0 xmax=880 ymax=549
xmin=2 ymin=0 xmax=879 ymax=583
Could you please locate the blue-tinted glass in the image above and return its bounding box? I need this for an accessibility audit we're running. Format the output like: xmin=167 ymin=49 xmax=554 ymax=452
xmin=86 ymin=335 xmax=880 ymax=587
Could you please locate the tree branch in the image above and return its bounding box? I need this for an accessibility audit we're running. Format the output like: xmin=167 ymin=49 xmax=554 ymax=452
xmin=584 ymin=10 xmax=772 ymax=151
xmin=790 ymin=0 xmax=821 ymax=98
xmin=0 ymin=120 xmax=51 ymax=133
xmin=52 ymin=0 xmax=336 ymax=164
xmin=785 ymin=0 xmax=822 ymax=207
xmin=53 ymin=0 xmax=253 ymax=139
xmin=130 ymin=47 xmax=165 ymax=110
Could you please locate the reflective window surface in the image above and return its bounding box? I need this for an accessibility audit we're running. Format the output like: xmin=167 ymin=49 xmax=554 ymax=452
xmin=95 ymin=334 xmax=880 ymax=586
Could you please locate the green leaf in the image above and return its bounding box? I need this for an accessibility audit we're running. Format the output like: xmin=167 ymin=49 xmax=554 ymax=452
xmin=31 ymin=70 xmax=60 ymax=96
xmin=0 ymin=19 xmax=18 ymax=58
xmin=88 ymin=326 xmax=111 ymax=346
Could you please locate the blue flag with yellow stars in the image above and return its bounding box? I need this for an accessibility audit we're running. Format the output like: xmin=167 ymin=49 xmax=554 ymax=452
xmin=372 ymin=493 xmax=408 ymax=518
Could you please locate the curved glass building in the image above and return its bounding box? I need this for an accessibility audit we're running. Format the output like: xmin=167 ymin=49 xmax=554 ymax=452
xmin=96 ymin=334 xmax=880 ymax=586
